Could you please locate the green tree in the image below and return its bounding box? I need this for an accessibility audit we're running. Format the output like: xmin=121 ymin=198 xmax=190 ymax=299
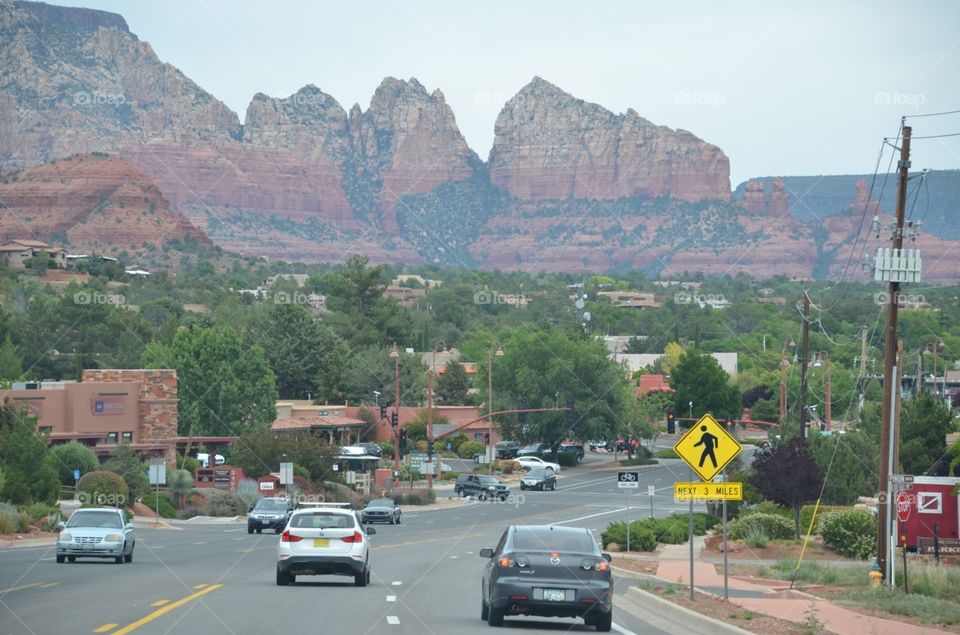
xmin=48 ymin=442 xmax=99 ymax=486
xmin=899 ymin=391 xmax=953 ymax=476
xmin=315 ymin=337 xmax=352 ymax=404
xmin=670 ymin=350 xmax=740 ymax=423
xmin=808 ymin=431 xmax=880 ymax=504
xmin=324 ymin=255 xmax=408 ymax=347
xmin=750 ymin=438 xmax=824 ymax=537
xmin=405 ymin=409 xmax=451 ymax=442
xmin=102 ymin=444 xmax=149 ymax=501
xmin=435 ymin=360 xmax=470 ymax=404
xmin=341 ymin=346 xmax=427 ymax=406
xmin=0 ymin=400 xmax=58 ymax=504
xmin=231 ymin=431 xmax=336 ymax=482
xmin=0 ymin=335 xmax=23 ymax=382
xmin=142 ymin=325 xmax=278 ymax=436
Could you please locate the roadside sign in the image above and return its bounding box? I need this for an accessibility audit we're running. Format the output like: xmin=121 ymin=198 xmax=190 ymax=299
xmin=147 ymin=460 xmax=166 ymax=485
xmin=279 ymin=462 xmax=294 ymax=485
xmin=618 ymin=471 xmax=639 ymax=488
xmin=73 ymin=469 xmax=81 ymax=482
xmin=674 ymin=481 xmax=743 ymax=501
xmin=648 ymin=485 xmax=655 ymax=496
xmin=896 ymin=491 xmax=911 ymax=522
xmin=673 ymin=413 xmax=741 ymax=482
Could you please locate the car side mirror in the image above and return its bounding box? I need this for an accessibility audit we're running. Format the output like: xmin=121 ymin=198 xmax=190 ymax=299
xmin=479 ymin=548 xmax=494 ymax=558
xmin=365 ymin=527 xmax=377 ymax=535
xmin=57 ymin=521 xmax=65 ymax=531
xmin=601 ymin=553 xmax=612 ymax=562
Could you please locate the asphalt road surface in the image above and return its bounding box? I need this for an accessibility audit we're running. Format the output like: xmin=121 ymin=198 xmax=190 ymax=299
xmin=0 ymin=451 xmax=713 ymax=635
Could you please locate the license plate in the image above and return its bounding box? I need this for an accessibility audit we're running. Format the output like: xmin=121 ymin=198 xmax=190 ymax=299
xmin=313 ymin=538 xmax=329 ymax=548
xmin=543 ymin=589 xmax=566 ymax=602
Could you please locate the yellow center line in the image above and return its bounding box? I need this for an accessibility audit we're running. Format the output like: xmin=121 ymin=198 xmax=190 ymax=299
xmin=193 ymin=584 xmax=208 ymax=589
xmin=0 ymin=582 xmax=42 ymax=594
xmin=93 ymin=624 xmax=117 ymax=633
xmin=37 ymin=582 xmax=59 ymax=589
xmin=110 ymin=584 xmax=223 ymax=635
xmin=150 ymin=600 xmax=169 ymax=607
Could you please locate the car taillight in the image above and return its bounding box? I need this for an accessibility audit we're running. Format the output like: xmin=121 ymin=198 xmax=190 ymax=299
xmin=498 ymin=556 xmax=514 ymax=568
xmin=281 ymin=531 xmax=302 ymax=542
xmin=595 ymin=560 xmax=610 ymax=572
xmin=580 ymin=558 xmax=610 ymax=572
xmin=341 ymin=531 xmax=364 ymax=543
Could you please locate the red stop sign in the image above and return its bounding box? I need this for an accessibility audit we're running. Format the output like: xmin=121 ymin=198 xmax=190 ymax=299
xmin=896 ymin=491 xmax=911 ymax=522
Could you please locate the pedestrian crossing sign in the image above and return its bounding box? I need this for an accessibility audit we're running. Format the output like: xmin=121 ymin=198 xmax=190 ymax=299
xmin=673 ymin=413 xmax=741 ymax=482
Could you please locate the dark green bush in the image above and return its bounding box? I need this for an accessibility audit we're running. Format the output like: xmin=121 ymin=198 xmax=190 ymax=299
xmin=76 ymin=471 xmax=129 ymax=507
xmin=728 ymin=513 xmax=794 ymax=540
xmin=555 ymin=452 xmax=578 ymax=467
xmin=458 ymin=441 xmax=485 ymax=459
xmin=799 ymin=504 xmax=850 ymax=534
xmin=48 ymin=442 xmax=99 ymax=485
xmin=819 ymin=508 xmax=876 ymax=559
xmin=393 ymin=489 xmax=437 ymax=505
xmin=602 ymin=521 xmax=658 ymax=551
xmin=141 ymin=492 xmax=176 ymax=518
xmin=745 ymin=501 xmax=792 ymax=519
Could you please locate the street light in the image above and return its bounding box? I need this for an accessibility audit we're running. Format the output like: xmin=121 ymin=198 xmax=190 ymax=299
xmin=389 ymin=343 xmax=400 ymax=481
xmin=488 ymin=345 xmax=504 ymax=474
xmin=427 ymin=340 xmax=446 ymax=490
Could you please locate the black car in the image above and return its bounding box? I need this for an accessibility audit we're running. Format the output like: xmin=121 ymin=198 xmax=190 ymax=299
xmin=520 ymin=467 xmax=557 ymax=491
xmin=358 ymin=442 xmax=382 ymax=457
xmin=247 ymin=497 xmax=293 ymax=534
xmin=455 ymin=474 xmax=510 ymax=500
xmin=480 ymin=525 xmax=613 ymax=631
xmin=517 ymin=443 xmax=547 ymax=457
xmin=495 ymin=441 xmax=521 ymax=459
xmin=560 ymin=444 xmax=585 ymax=462
xmin=361 ymin=498 xmax=401 ymax=524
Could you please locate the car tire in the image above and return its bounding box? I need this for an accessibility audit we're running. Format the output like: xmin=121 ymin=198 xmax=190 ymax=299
xmin=498 ymin=494 xmax=507 ymax=501
xmin=256 ymin=528 xmax=262 ymax=534
xmin=389 ymin=517 xmax=395 ymax=525
xmin=487 ymin=603 xmax=505 ymax=627
xmin=56 ymin=555 xmax=64 ymax=563
xmin=355 ymin=566 xmax=369 ymax=587
xmin=395 ymin=515 xmax=400 ymax=525
xmin=478 ymin=491 xmax=487 ymax=501
xmin=124 ymin=544 xmax=133 ymax=563
xmin=67 ymin=556 xmax=75 ymax=563
xmin=481 ymin=598 xmax=489 ymax=621
xmin=276 ymin=566 xmax=291 ymax=586
xmin=550 ymin=481 xmax=556 ymax=491
xmin=247 ymin=527 xmax=253 ymax=534
xmin=115 ymin=552 xmax=124 ymax=564
xmin=456 ymin=488 xmax=464 ymax=498
xmin=593 ymin=610 xmax=612 ymax=632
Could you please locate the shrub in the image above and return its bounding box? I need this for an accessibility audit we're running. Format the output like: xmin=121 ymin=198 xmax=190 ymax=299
xmin=619 ymin=457 xmax=657 ymax=466
xmin=0 ymin=512 xmax=14 ymax=534
xmin=0 ymin=501 xmax=18 ymax=517
xmin=16 ymin=511 xmax=31 ymax=533
xmin=48 ymin=442 xmax=99 ymax=485
xmin=201 ymin=490 xmax=247 ymax=517
xmin=743 ymin=524 xmax=769 ymax=548
xmin=141 ymin=492 xmax=176 ymax=518
xmin=744 ymin=500 xmax=792 ymax=520
xmin=76 ymin=471 xmax=129 ymax=507
xmin=819 ymin=508 xmax=876 ymax=559
xmin=441 ymin=471 xmax=460 ymax=481
xmin=654 ymin=519 xmax=689 ymax=544
xmin=21 ymin=502 xmax=57 ymax=523
xmin=799 ymin=505 xmax=849 ymax=535
xmin=654 ymin=448 xmax=679 ymax=459
xmin=691 ymin=513 xmax=722 ymax=534
xmin=728 ymin=513 xmax=794 ymax=540
xmin=601 ymin=521 xmax=658 ymax=551
xmin=236 ymin=478 xmax=261 ymax=510
xmin=458 ymin=441 xmax=485 ymax=459
xmin=393 ymin=489 xmax=437 ymax=505
xmin=491 ymin=460 xmax=520 ymax=474
xmin=554 ymin=452 xmax=578 ymax=467
xmin=41 ymin=513 xmax=62 ymax=532
xmin=176 ymin=454 xmax=199 ymax=475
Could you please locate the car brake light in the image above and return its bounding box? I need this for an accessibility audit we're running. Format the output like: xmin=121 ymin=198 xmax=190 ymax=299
xmin=341 ymin=531 xmax=364 ymax=543
xmin=281 ymin=531 xmax=302 ymax=542
xmin=498 ymin=556 xmax=515 ymax=568
xmin=595 ymin=560 xmax=609 ymax=572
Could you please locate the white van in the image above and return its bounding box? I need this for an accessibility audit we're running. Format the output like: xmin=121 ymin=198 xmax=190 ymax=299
xmin=196 ymin=453 xmax=225 ymax=467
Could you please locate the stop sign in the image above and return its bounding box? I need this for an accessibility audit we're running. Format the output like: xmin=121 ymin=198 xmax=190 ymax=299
xmin=896 ymin=491 xmax=911 ymax=522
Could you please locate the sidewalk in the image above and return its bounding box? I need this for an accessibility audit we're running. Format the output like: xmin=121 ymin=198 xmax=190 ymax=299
xmin=618 ymin=535 xmax=954 ymax=635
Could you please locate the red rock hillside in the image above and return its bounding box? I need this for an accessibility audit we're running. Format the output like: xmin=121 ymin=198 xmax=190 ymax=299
xmin=0 ymin=154 xmax=211 ymax=253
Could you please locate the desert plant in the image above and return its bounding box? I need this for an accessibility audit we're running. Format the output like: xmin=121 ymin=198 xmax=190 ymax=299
xmin=166 ymin=469 xmax=194 ymax=509
xmin=728 ymin=513 xmax=794 ymax=540
xmin=742 ymin=523 xmax=769 ymax=548
xmin=76 ymin=471 xmax=129 ymax=507
xmin=41 ymin=513 xmax=62 ymax=532
xmin=201 ymin=490 xmax=247 ymax=517
xmin=819 ymin=508 xmax=876 ymax=559
xmin=21 ymin=502 xmax=57 ymax=523
xmin=236 ymin=478 xmax=261 ymax=510
xmin=0 ymin=501 xmax=18 ymax=517
xmin=0 ymin=512 xmax=14 ymax=534
xmin=15 ymin=511 xmax=31 ymax=533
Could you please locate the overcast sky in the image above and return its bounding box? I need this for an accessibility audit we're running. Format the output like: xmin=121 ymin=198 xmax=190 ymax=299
xmin=54 ymin=0 xmax=960 ymax=186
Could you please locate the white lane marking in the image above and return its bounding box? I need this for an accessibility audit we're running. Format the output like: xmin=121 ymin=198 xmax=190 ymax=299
xmin=554 ymin=508 xmax=628 ymax=524
xmin=39 ymin=557 xmax=54 ymax=561
xmin=449 ymin=555 xmax=458 ymax=559
xmin=386 ymin=616 xmax=400 ymax=625
xmin=234 ymin=538 xmax=245 ymax=541
xmin=386 ymin=595 xmax=396 ymax=602
xmin=224 ymin=528 xmax=244 ymax=533
xmin=391 ymin=581 xmax=402 ymax=586
xmin=612 ymin=621 xmax=636 ymax=635
xmin=192 ymin=542 xmax=208 ymax=545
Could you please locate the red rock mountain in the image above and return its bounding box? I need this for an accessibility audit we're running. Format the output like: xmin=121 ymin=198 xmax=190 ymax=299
xmin=488 ymin=77 xmax=731 ymax=202
xmin=0 ymin=153 xmax=210 ymax=253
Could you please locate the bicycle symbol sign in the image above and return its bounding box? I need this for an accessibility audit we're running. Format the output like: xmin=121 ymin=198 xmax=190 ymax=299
xmin=618 ymin=471 xmax=639 ymax=488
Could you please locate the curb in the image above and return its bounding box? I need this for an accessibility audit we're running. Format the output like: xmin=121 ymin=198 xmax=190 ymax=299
xmin=624 ymin=586 xmax=753 ymax=635
xmin=0 ymin=538 xmax=56 ymax=550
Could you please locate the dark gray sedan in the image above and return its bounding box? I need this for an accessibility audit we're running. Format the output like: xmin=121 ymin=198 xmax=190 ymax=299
xmin=361 ymin=498 xmax=401 ymax=524
xmin=480 ymin=525 xmax=613 ymax=631
xmin=520 ymin=467 xmax=557 ymax=491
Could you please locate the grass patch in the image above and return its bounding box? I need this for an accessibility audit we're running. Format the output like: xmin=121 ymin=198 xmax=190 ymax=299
xmin=654 ymin=448 xmax=679 ymax=459
xmin=766 ymin=560 xmax=870 ymax=586
xmin=619 ymin=457 xmax=657 ymax=466
xmin=837 ymin=587 xmax=960 ymax=626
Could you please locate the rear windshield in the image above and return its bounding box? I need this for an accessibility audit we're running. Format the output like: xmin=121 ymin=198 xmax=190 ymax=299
xmin=67 ymin=511 xmax=123 ymax=529
xmin=290 ymin=512 xmax=355 ymax=529
xmin=512 ymin=529 xmax=596 ymax=553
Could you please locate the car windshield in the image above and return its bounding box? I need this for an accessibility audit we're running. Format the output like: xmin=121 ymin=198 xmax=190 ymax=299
xmin=527 ymin=468 xmax=549 ymax=477
xmin=478 ymin=476 xmax=500 ymax=485
xmin=367 ymin=498 xmax=394 ymax=508
xmin=67 ymin=510 xmax=123 ymax=529
xmin=513 ymin=529 xmax=596 ymax=553
xmin=255 ymin=499 xmax=288 ymax=511
xmin=290 ymin=512 xmax=354 ymax=529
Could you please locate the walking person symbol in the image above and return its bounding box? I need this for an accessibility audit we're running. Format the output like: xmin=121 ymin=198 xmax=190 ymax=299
xmin=693 ymin=425 xmax=718 ymax=469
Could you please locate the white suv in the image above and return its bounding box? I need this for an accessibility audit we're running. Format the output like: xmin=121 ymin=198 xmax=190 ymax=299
xmin=515 ymin=455 xmax=561 ymax=473
xmin=276 ymin=505 xmax=375 ymax=586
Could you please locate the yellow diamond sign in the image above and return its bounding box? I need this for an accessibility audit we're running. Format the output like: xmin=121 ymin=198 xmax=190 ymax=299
xmin=673 ymin=413 xmax=741 ymax=482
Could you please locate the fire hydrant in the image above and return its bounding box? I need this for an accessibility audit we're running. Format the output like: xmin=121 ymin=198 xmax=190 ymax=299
xmin=869 ymin=561 xmax=883 ymax=588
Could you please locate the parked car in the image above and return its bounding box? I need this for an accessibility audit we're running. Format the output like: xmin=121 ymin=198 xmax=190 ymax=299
xmin=440 ymin=462 xmax=453 ymax=473
xmin=515 ymin=456 xmax=561 ymax=473
xmin=480 ymin=524 xmax=613 ymax=630
xmin=361 ymin=498 xmax=401 ymax=524
xmin=454 ymin=474 xmax=510 ymax=500
xmin=248 ymin=497 xmax=294 ymax=534
xmin=495 ymin=441 xmax=521 ymax=459
xmin=357 ymin=442 xmax=382 ymax=457
xmin=56 ymin=508 xmax=135 ymax=564
xmin=196 ymin=452 xmax=225 ymax=467
xmin=520 ymin=467 xmax=557 ymax=491
xmin=560 ymin=444 xmax=585 ymax=462
xmin=517 ymin=443 xmax=547 ymax=457
xmin=276 ymin=505 xmax=375 ymax=586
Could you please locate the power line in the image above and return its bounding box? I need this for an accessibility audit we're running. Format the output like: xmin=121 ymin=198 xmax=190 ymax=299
xmin=904 ymin=109 xmax=960 ymax=119
xmin=909 ymin=132 xmax=960 ymax=139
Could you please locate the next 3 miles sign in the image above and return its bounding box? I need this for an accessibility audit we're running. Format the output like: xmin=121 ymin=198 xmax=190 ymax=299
xmin=673 ymin=413 xmax=743 ymax=501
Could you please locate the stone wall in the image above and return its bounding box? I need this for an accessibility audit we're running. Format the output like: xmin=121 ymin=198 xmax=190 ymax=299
xmin=82 ymin=369 xmax=178 ymax=457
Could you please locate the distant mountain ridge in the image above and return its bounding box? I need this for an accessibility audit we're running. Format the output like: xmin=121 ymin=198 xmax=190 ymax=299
xmin=1 ymin=0 xmax=957 ymax=282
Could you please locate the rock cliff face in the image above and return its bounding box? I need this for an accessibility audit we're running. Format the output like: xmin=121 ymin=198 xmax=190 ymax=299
xmin=488 ymin=77 xmax=731 ymax=202
xmin=739 ymin=177 xmax=789 ymax=216
xmin=0 ymin=154 xmax=210 ymax=252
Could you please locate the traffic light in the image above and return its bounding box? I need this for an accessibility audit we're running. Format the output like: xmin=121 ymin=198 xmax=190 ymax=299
xmin=390 ymin=411 xmax=398 ymax=428
xmin=379 ymin=405 xmax=387 ymax=419
xmin=399 ymin=428 xmax=407 ymax=457
xmin=666 ymin=411 xmax=676 ymax=434
xmin=725 ymin=417 xmax=733 ymax=430
xmin=566 ymin=398 xmax=575 ymax=425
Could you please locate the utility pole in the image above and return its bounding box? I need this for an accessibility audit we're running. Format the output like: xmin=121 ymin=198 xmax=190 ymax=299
xmin=779 ymin=352 xmax=788 ymax=423
xmin=798 ymin=293 xmax=811 ymax=440
xmin=858 ymin=327 xmax=869 ymax=415
xmin=824 ymin=356 xmax=832 ymax=432
xmin=427 ymin=357 xmax=434 ymax=490
xmin=877 ymin=123 xmax=913 ymax=583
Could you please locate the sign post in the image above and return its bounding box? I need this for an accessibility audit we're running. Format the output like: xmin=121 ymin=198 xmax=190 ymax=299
xmin=279 ymin=462 xmax=294 ymax=500
xmin=648 ymin=484 xmax=655 ymax=519
xmin=148 ymin=460 xmax=166 ymax=525
xmin=618 ymin=472 xmax=639 ymax=552
xmin=673 ymin=413 xmax=743 ymax=601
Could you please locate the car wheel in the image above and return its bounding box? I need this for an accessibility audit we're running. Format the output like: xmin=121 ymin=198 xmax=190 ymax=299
xmin=478 ymin=491 xmax=487 ymax=501
xmin=456 ymin=488 xmax=465 ymax=498
xmin=395 ymin=515 xmax=401 ymax=525
xmin=115 ymin=553 xmax=124 ymax=564
xmin=593 ymin=610 xmax=612 ymax=632
xmin=355 ymin=567 xmax=369 ymax=587
xmin=481 ymin=598 xmax=489 ymax=621
xmin=247 ymin=527 xmax=253 ymax=534
xmin=487 ymin=603 xmax=505 ymax=627
xmin=276 ymin=566 xmax=290 ymax=586
xmin=67 ymin=556 xmax=75 ymax=563
xmin=550 ymin=481 xmax=556 ymax=491
xmin=56 ymin=555 xmax=64 ymax=564
xmin=499 ymin=494 xmax=507 ymax=501
xmin=256 ymin=528 xmax=262 ymax=534
xmin=124 ymin=544 xmax=133 ymax=563
xmin=389 ymin=517 xmax=395 ymax=525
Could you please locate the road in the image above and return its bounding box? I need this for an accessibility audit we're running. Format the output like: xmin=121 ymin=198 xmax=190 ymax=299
xmin=0 ymin=451 xmax=716 ymax=635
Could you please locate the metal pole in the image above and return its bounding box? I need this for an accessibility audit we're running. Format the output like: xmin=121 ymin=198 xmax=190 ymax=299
xmin=626 ymin=487 xmax=631 ymax=553
xmin=488 ymin=348 xmax=493 ymax=474
xmin=650 ymin=486 xmax=654 ymax=519
xmin=723 ymin=495 xmax=728 ymax=600
xmin=799 ymin=293 xmax=811 ymax=440
xmin=427 ymin=356 xmax=434 ymax=490
xmin=689 ymin=496 xmax=695 ymax=600
xmin=886 ymin=360 xmax=898 ymax=585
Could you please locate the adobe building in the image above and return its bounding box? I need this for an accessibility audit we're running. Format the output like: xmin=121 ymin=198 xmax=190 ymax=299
xmin=1 ymin=369 xmax=178 ymax=461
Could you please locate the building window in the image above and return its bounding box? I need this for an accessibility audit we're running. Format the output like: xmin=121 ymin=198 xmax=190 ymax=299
xmin=38 ymin=426 xmax=53 ymax=435
xmin=121 ymin=431 xmax=133 ymax=443
xmin=106 ymin=432 xmax=118 ymax=444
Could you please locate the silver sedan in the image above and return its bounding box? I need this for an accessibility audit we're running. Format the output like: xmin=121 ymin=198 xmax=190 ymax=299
xmin=56 ymin=508 xmax=135 ymax=564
